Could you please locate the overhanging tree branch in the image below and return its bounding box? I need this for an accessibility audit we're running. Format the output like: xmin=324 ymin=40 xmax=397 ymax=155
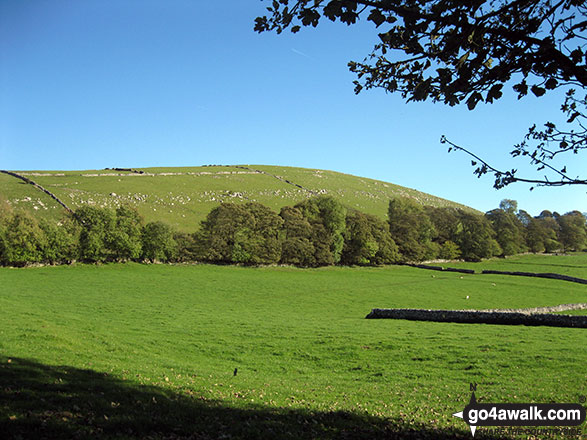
xmin=256 ymin=0 xmax=587 ymax=189
xmin=440 ymin=136 xmax=587 ymax=189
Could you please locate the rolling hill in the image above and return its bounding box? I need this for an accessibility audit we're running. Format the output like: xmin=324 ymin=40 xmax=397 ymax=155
xmin=0 ymin=165 xmax=476 ymax=231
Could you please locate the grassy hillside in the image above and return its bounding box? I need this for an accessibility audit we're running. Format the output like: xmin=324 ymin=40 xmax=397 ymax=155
xmin=0 ymin=165 xmax=475 ymax=231
xmin=1 ymin=257 xmax=585 ymax=439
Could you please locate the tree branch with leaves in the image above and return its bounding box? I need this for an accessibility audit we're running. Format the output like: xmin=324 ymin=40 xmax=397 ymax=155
xmin=255 ymin=0 xmax=587 ymax=188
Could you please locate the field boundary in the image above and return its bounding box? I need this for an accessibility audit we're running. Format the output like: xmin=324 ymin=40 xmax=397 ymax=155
xmin=405 ymin=263 xmax=587 ymax=284
xmin=227 ymin=165 xmax=319 ymax=195
xmin=365 ymin=305 xmax=587 ymax=328
xmin=0 ymin=170 xmax=73 ymax=213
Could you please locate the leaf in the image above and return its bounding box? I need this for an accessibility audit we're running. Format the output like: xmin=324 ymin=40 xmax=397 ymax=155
xmin=531 ymin=85 xmax=546 ymax=97
xmin=291 ymin=25 xmax=301 ymax=33
xmin=544 ymin=78 xmax=557 ymax=89
xmin=567 ymin=111 xmax=580 ymax=123
xmin=367 ymin=9 xmax=386 ymax=27
xmin=466 ymin=92 xmax=482 ymax=110
xmin=513 ymin=81 xmax=528 ymax=97
xmin=570 ymin=48 xmax=583 ymax=64
xmin=471 ymin=161 xmax=477 ymax=166
xmin=486 ymin=84 xmax=503 ymax=103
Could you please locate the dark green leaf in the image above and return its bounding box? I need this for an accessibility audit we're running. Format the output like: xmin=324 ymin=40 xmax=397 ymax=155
xmin=367 ymin=9 xmax=386 ymax=27
xmin=530 ymin=85 xmax=545 ymax=97
xmin=544 ymin=78 xmax=557 ymax=89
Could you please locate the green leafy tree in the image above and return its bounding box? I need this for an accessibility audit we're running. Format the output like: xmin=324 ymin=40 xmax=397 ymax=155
xmin=142 ymin=221 xmax=178 ymax=262
xmin=426 ymin=206 xmax=463 ymax=259
xmin=39 ymin=218 xmax=80 ymax=264
xmin=243 ymin=202 xmax=284 ymax=264
xmin=485 ymin=202 xmax=527 ymax=256
xmin=388 ymin=197 xmax=437 ymax=262
xmin=110 ymin=206 xmax=143 ymax=261
xmin=342 ymin=210 xmax=399 ymax=265
xmin=499 ymin=199 xmax=518 ymax=214
xmin=279 ymin=206 xmax=316 ymax=266
xmin=0 ymin=198 xmax=12 ymax=264
xmin=439 ymin=240 xmax=461 ymax=260
xmin=294 ymin=196 xmax=347 ymax=265
xmin=75 ymin=206 xmax=117 ymax=262
xmin=197 ymin=202 xmax=283 ymax=264
xmin=256 ymin=1 xmax=587 ymax=188
xmin=557 ymin=211 xmax=587 ymax=251
xmin=454 ymin=212 xmax=501 ymax=262
xmin=537 ymin=212 xmax=562 ymax=252
xmin=3 ymin=211 xmax=48 ymax=266
xmin=518 ymin=210 xmax=546 ymax=253
xmin=173 ymin=231 xmax=198 ymax=262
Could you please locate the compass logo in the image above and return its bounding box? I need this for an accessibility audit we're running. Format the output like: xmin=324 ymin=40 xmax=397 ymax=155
xmin=453 ymin=384 xmax=586 ymax=437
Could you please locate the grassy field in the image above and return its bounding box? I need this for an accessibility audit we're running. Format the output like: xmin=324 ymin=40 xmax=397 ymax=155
xmin=0 ymin=165 xmax=475 ymax=231
xmin=445 ymin=253 xmax=587 ymax=279
xmin=1 ymin=255 xmax=586 ymax=439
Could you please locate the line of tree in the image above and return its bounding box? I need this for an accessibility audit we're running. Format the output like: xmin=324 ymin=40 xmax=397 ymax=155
xmin=0 ymin=196 xmax=585 ymax=267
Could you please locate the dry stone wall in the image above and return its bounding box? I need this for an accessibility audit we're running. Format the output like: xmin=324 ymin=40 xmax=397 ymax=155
xmin=406 ymin=264 xmax=587 ymax=284
xmin=365 ymin=305 xmax=587 ymax=328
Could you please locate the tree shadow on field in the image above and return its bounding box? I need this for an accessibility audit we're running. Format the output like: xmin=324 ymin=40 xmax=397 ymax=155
xmin=0 ymin=356 xmax=506 ymax=440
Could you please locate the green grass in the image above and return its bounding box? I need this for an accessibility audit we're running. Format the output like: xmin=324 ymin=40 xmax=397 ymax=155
xmin=1 ymin=257 xmax=586 ymax=439
xmin=0 ymin=165 xmax=476 ymax=231
xmin=446 ymin=252 xmax=587 ymax=279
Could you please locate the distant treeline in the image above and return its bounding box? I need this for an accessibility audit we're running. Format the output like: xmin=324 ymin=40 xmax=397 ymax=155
xmin=0 ymin=196 xmax=585 ymax=267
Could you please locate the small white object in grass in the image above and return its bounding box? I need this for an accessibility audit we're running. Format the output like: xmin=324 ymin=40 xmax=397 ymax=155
xmin=492 ymin=283 xmax=496 ymax=286
xmin=460 ymin=276 xmax=464 ymax=279
xmin=466 ymin=295 xmax=470 ymax=299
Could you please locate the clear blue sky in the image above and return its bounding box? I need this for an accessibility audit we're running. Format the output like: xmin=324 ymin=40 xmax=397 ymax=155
xmin=1 ymin=0 xmax=585 ymax=216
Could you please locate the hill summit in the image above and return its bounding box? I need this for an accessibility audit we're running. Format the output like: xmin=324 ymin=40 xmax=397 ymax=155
xmin=1 ymin=165 xmax=474 ymax=231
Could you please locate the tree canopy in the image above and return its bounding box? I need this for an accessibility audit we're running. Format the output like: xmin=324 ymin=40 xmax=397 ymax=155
xmin=255 ymin=0 xmax=587 ymax=189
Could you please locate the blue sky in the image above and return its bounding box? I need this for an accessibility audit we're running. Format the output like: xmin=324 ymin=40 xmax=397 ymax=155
xmin=1 ymin=0 xmax=585 ymax=216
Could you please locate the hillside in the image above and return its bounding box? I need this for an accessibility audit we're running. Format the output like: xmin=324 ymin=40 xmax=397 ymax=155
xmin=0 ymin=165 xmax=475 ymax=231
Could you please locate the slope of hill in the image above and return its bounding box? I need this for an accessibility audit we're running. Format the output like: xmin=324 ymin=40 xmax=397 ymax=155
xmin=0 ymin=165 xmax=476 ymax=231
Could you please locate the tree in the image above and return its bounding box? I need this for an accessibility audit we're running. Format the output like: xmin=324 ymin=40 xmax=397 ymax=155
xmin=279 ymin=206 xmax=316 ymax=266
xmin=485 ymin=201 xmax=527 ymax=256
xmin=110 ymin=206 xmax=143 ymax=261
xmin=0 ymin=198 xmax=13 ymax=265
xmin=75 ymin=206 xmax=117 ymax=263
xmin=425 ymin=206 xmax=463 ymax=258
xmin=438 ymin=240 xmax=461 ymax=260
xmin=535 ymin=211 xmax=562 ymax=252
xmin=173 ymin=231 xmax=198 ymax=262
xmin=2 ymin=211 xmax=48 ymax=266
xmin=197 ymin=202 xmax=283 ymax=264
xmin=454 ymin=211 xmax=501 ymax=261
xmin=557 ymin=210 xmax=587 ymax=251
xmin=39 ymin=218 xmax=80 ymax=264
xmin=388 ymin=197 xmax=437 ymax=262
xmin=342 ymin=210 xmax=400 ymax=265
xmin=256 ymin=1 xmax=587 ymax=188
xmin=294 ymin=196 xmax=347 ymax=265
xmin=499 ymin=199 xmax=518 ymax=214
xmin=141 ymin=221 xmax=178 ymax=262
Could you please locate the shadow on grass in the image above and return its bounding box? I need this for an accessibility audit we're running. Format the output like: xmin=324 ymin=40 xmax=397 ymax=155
xmin=0 ymin=356 xmax=503 ymax=439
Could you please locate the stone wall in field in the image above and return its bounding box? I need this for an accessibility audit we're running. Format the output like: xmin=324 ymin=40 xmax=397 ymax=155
xmin=365 ymin=305 xmax=587 ymax=328
xmin=480 ymin=270 xmax=587 ymax=284
xmin=405 ymin=263 xmax=587 ymax=285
